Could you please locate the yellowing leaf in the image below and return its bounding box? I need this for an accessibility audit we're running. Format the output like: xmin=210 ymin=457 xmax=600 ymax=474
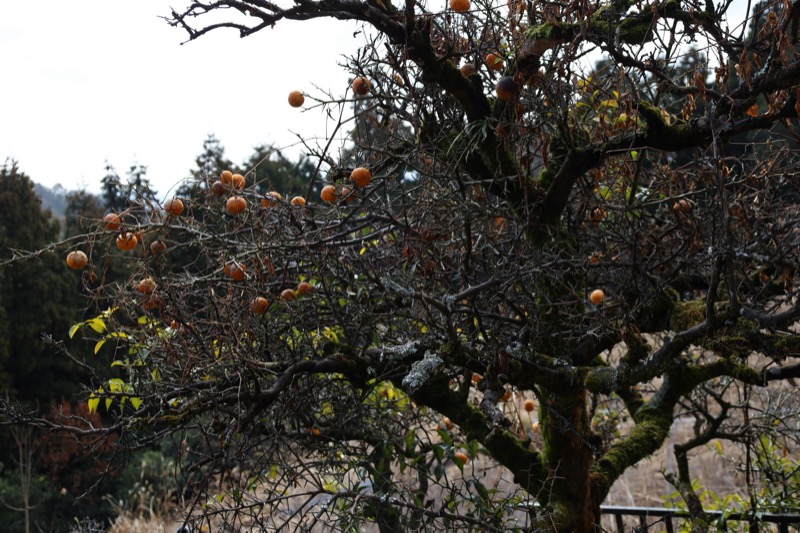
xmin=129 ymin=397 xmax=142 ymax=410
xmin=69 ymin=323 xmax=82 ymax=339
xmin=108 ymin=378 xmax=125 ymax=392
xmin=94 ymin=339 xmax=107 ymax=355
xmin=86 ymin=317 xmax=106 ymax=334
xmin=87 ymin=396 xmax=99 ymax=414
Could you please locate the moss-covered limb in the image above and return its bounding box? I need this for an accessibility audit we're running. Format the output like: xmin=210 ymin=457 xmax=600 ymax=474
xmin=592 ymin=390 xmax=675 ymax=500
xmin=670 ymin=311 xmax=800 ymax=369
xmin=408 ymin=376 xmax=551 ymax=498
xmin=661 ymin=402 xmax=725 ymax=533
xmin=590 ymin=5 xmax=655 ymax=44
xmin=616 ymin=385 xmax=645 ymax=419
xmin=513 ymin=0 xmax=657 ymax=55
xmin=664 ymin=472 xmax=710 ymax=533
xmin=740 ymin=300 xmax=800 ymax=331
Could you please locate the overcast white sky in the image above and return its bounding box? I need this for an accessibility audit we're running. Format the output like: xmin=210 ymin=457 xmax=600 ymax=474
xmin=0 ymin=1 xmax=361 ymax=196
xmin=2 ymin=2 xmax=754 ymax=198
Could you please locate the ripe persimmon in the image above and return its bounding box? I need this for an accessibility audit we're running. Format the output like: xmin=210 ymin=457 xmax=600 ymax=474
xmin=589 ymin=289 xmax=605 ymax=305
xmin=590 ymin=207 xmax=606 ymax=226
xmin=223 ymin=262 xmax=246 ymax=281
xmin=320 ymin=185 xmax=337 ymax=203
xmin=163 ymin=198 xmax=184 ymax=216
xmin=673 ymin=199 xmax=691 ymax=213
xmin=485 ymin=53 xmax=504 ymax=71
xmin=137 ymin=277 xmax=157 ymax=294
xmin=341 ymin=187 xmax=354 ymax=202
xmin=150 ymin=239 xmax=167 ymax=255
xmin=220 ymin=170 xmax=233 ymax=184
xmin=350 ymin=167 xmax=372 ymax=187
xmin=523 ymin=399 xmax=535 ymax=412
xmin=251 ymin=296 xmax=269 ymax=315
xmin=450 ymin=0 xmax=470 ymax=12
xmin=142 ymin=295 xmax=164 ymax=310
xmin=116 ymin=233 xmax=138 ymax=251
xmin=288 ymin=90 xmax=305 ymax=108
xmin=66 ymin=250 xmax=88 ymax=270
xmin=226 ymin=196 xmax=247 ymax=215
xmin=290 ymin=196 xmax=306 ymax=206
xmin=500 ymin=390 xmax=512 ymax=402
xmin=211 ymin=180 xmax=226 ymax=196
xmin=261 ymin=192 xmax=283 ymax=208
xmin=442 ymin=417 xmax=455 ymax=430
xmin=231 ymin=174 xmax=245 ymax=190
xmin=103 ymin=213 xmax=122 ymax=230
xmin=460 ymin=63 xmax=477 ymax=77
xmin=297 ymin=281 xmax=313 ymax=296
xmin=280 ymin=288 xmax=297 ymax=300
xmin=352 ymin=76 xmax=371 ymax=96
xmin=454 ymin=451 xmax=469 ymax=464
xmin=495 ymin=76 xmax=516 ymax=100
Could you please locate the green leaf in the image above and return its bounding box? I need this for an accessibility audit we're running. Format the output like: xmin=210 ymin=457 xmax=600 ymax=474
xmin=434 ymin=463 xmax=445 ymax=481
xmin=405 ymin=430 xmax=416 ymax=454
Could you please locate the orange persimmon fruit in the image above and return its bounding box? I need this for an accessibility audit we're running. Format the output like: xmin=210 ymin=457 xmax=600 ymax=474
xmin=66 ymin=250 xmax=88 ymax=270
xmin=350 ymin=167 xmax=372 ymax=187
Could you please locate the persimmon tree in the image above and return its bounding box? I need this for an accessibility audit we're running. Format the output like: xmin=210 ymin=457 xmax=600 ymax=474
xmin=6 ymin=0 xmax=800 ymax=531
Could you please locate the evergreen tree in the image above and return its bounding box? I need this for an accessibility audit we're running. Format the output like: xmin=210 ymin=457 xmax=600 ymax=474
xmin=0 ymin=161 xmax=83 ymax=401
xmin=245 ymin=145 xmax=318 ymax=197
xmin=63 ymin=190 xmax=104 ymax=238
xmin=176 ymin=133 xmax=236 ymax=201
xmin=101 ymin=162 xmax=156 ymax=216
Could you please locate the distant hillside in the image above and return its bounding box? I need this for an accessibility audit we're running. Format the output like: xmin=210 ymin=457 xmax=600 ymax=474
xmin=34 ymin=182 xmax=68 ymax=218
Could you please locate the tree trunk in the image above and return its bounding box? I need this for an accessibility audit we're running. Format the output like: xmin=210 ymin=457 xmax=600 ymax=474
xmin=540 ymin=387 xmax=601 ymax=532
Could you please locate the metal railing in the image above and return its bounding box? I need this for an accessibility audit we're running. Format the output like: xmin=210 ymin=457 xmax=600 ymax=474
xmin=601 ymin=505 xmax=800 ymax=533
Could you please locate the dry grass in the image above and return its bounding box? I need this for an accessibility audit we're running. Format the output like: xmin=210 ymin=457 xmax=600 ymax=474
xmin=106 ymin=514 xmax=185 ymax=533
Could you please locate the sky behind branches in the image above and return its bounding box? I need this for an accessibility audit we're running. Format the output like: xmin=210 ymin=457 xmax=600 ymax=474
xmin=1 ymin=1 xmax=752 ymax=197
xmin=1 ymin=1 xmax=359 ymax=196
